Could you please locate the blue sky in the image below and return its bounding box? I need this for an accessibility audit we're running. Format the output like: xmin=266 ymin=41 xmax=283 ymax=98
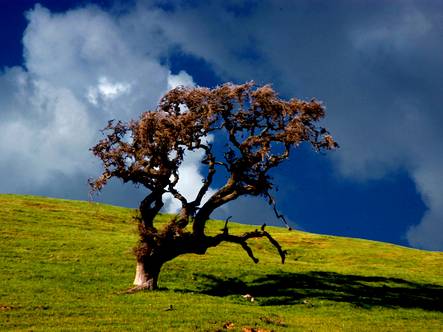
xmin=0 ymin=0 xmax=442 ymax=251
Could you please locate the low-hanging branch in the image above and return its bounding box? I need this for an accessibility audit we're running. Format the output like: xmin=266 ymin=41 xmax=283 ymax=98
xmin=206 ymin=223 xmax=287 ymax=264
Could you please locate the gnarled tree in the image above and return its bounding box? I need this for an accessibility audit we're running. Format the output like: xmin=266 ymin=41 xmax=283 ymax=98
xmin=90 ymin=82 xmax=337 ymax=290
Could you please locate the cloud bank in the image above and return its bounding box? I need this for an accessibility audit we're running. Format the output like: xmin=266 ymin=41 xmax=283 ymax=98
xmin=0 ymin=4 xmax=211 ymax=211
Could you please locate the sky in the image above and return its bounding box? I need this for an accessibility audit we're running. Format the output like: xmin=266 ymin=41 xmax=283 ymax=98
xmin=0 ymin=0 xmax=442 ymax=251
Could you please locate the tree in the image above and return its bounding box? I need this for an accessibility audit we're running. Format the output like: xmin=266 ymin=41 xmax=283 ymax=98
xmin=90 ymin=82 xmax=337 ymax=290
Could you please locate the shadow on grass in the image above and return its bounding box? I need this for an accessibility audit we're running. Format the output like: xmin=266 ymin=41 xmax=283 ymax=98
xmin=188 ymin=271 xmax=443 ymax=311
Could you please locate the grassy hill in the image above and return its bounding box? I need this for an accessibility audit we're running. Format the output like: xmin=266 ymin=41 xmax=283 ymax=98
xmin=0 ymin=194 xmax=442 ymax=331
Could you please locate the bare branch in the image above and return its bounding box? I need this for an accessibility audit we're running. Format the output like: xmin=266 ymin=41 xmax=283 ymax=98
xmin=168 ymin=185 xmax=188 ymax=206
xmin=266 ymin=192 xmax=292 ymax=231
xmin=192 ymin=145 xmax=217 ymax=207
xmin=207 ymin=227 xmax=287 ymax=264
xmin=222 ymin=216 xmax=232 ymax=234
xmin=261 ymin=229 xmax=287 ymax=264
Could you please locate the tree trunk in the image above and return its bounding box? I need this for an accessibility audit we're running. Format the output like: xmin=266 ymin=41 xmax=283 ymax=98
xmin=133 ymin=260 xmax=161 ymax=290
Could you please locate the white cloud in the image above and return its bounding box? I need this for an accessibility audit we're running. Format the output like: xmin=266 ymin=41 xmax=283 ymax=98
xmin=167 ymin=70 xmax=195 ymax=90
xmin=0 ymin=4 xmax=212 ymax=208
xmin=0 ymin=69 xmax=92 ymax=188
xmin=407 ymin=162 xmax=443 ymax=250
xmin=0 ymin=4 xmax=159 ymax=192
xmin=163 ymin=147 xmax=216 ymax=213
xmin=22 ymin=4 xmax=171 ymax=119
xmin=87 ymin=76 xmax=131 ymax=105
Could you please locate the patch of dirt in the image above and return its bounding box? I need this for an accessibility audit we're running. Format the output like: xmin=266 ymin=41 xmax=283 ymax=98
xmin=241 ymin=327 xmax=273 ymax=332
xmin=0 ymin=305 xmax=16 ymax=311
xmin=223 ymin=321 xmax=235 ymax=330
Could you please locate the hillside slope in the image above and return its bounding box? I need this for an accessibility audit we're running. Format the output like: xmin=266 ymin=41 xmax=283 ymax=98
xmin=0 ymin=194 xmax=442 ymax=331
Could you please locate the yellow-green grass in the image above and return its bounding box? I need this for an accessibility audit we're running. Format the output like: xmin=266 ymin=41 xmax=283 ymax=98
xmin=0 ymin=194 xmax=442 ymax=331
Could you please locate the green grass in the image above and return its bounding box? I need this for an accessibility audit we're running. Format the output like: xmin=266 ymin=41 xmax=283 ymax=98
xmin=0 ymin=194 xmax=442 ymax=331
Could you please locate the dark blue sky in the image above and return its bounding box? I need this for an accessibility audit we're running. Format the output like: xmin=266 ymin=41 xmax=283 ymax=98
xmin=0 ymin=0 xmax=441 ymax=250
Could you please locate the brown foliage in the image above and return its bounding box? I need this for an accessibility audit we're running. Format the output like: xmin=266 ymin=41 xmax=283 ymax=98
xmin=91 ymin=82 xmax=336 ymax=210
xmin=90 ymin=82 xmax=337 ymax=277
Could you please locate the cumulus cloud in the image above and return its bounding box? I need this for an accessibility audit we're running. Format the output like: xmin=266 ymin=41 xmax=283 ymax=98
xmin=0 ymin=66 xmax=92 ymax=189
xmin=0 ymin=5 xmax=157 ymax=194
xmin=87 ymin=77 xmax=132 ymax=105
xmin=162 ymin=148 xmax=217 ymax=213
xmin=407 ymin=162 xmax=443 ymax=250
xmin=0 ymin=4 xmax=212 ymax=209
xmin=167 ymin=70 xmax=195 ymax=90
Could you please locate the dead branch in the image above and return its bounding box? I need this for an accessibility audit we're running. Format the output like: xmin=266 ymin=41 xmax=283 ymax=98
xmin=208 ymin=227 xmax=287 ymax=264
xmin=266 ymin=192 xmax=292 ymax=231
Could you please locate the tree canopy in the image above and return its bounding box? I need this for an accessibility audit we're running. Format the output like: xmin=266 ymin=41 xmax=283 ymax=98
xmin=90 ymin=82 xmax=337 ymax=290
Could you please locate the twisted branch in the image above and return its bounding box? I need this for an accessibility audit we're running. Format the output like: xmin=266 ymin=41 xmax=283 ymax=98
xmin=266 ymin=192 xmax=292 ymax=230
xmin=207 ymin=224 xmax=287 ymax=264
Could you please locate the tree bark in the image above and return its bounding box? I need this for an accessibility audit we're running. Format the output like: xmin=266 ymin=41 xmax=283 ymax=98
xmin=133 ymin=260 xmax=161 ymax=290
xmin=139 ymin=191 xmax=164 ymax=228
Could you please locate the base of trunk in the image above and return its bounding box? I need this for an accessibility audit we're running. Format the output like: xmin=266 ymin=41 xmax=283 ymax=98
xmin=133 ymin=261 xmax=159 ymax=290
